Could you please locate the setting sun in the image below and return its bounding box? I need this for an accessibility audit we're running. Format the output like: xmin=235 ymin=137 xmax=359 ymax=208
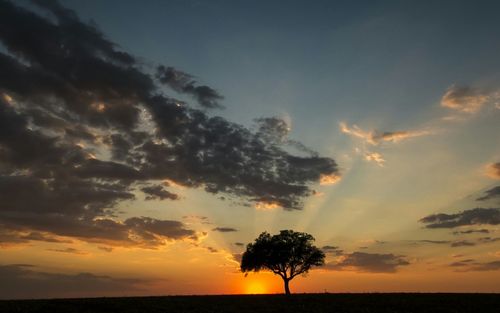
xmin=245 ymin=281 xmax=268 ymax=295
xmin=0 ymin=0 xmax=499 ymax=304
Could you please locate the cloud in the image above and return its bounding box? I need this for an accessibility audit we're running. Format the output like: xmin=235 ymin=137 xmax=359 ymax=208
xmin=326 ymin=252 xmax=410 ymax=273
xmin=206 ymin=246 xmax=218 ymax=253
xmin=448 ymin=260 xmax=500 ymax=272
xmin=232 ymin=253 xmax=243 ymax=263
xmin=98 ymin=246 xmax=113 ymax=252
xmin=450 ymin=240 xmax=476 ymax=247
xmin=182 ymin=215 xmax=211 ymax=224
xmin=486 ymin=163 xmax=500 ymax=179
xmin=141 ymin=185 xmax=179 ymax=201
xmin=420 ymin=208 xmax=500 ymax=228
xmin=0 ymin=264 xmax=152 ymax=299
xmin=477 ymin=237 xmax=500 ymax=244
xmin=321 ymin=245 xmax=344 ymax=256
xmin=0 ymin=0 xmax=339 ymax=246
xmin=449 ymin=259 xmax=476 ymax=267
xmin=1 ymin=229 xmax=73 ymax=247
xmin=410 ymin=238 xmax=497 ymax=248
xmin=234 ymin=242 xmax=245 ymax=247
xmin=414 ymin=240 xmax=451 ymax=244
xmin=441 ymin=85 xmax=495 ymax=113
xmin=339 ymin=122 xmax=431 ymax=146
xmin=365 ymin=152 xmax=385 ymax=166
xmin=319 ymin=174 xmax=341 ymax=185
xmin=452 ymin=229 xmax=490 ymax=235
xmin=46 ymin=247 xmax=88 ymax=255
xmin=156 ymin=66 xmax=224 ymax=109
xmin=476 ymin=186 xmax=500 ymax=202
xmin=20 ymin=232 xmax=72 ymax=243
xmin=212 ymin=227 xmax=238 ymax=233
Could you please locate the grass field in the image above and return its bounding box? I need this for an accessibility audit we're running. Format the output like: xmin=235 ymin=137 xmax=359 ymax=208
xmin=0 ymin=293 xmax=499 ymax=313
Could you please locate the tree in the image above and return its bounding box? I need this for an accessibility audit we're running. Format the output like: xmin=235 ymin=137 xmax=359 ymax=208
xmin=240 ymin=230 xmax=325 ymax=295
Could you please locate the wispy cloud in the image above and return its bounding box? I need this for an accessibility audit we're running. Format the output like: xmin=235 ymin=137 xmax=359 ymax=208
xmin=46 ymin=247 xmax=89 ymax=255
xmin=476 ymin=186 xmax=500 ymax=202
xmin=365 ymin=152 xmax=385 ymax=166
xmin=212 ymin=227 xmax=238 ymax=233
xmin=340 ymin=122 xmax=431 ymax=146
xmin=441 ymin=85 xmax=498 ymax=113
xmin=448 ymin=260 xmax=500 ymax=272
xmin=485 ymin=162 xmax=500 ymax=179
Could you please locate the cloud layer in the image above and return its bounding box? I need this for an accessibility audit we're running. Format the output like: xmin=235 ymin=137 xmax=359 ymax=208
xmin=420 ymin=208 xmax=500 ymax=229
xmin=0 ymin=264 xmax=151 ymax=299
xmin=326 ymin=252 xmax=410 ymax=273
xmin=0 ymin=0 xmax=338 ymax=247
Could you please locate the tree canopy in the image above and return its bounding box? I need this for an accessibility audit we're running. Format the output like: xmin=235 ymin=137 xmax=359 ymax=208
xmin=240 ymin=230 xmax=325 ymax=294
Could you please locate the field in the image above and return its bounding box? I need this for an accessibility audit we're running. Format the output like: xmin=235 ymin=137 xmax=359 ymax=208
xmin=1 ymin=293 xmax=499 ymax=313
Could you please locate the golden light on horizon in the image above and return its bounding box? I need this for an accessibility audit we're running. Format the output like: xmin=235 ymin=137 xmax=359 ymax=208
xmin=245 ymin=280 xmax=268 ymax=294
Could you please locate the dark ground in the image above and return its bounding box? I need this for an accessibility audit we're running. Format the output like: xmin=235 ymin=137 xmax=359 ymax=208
xmin=0 ymin=293 xmax=499 ymax=313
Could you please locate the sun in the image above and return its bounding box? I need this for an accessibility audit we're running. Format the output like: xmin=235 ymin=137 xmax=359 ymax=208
xmin=245 ymin=281 xmax=268 ymax=294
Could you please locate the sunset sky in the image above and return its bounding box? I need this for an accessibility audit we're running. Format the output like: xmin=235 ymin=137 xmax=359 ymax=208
xmin=1 ymin=0 xmax=499 ymax=299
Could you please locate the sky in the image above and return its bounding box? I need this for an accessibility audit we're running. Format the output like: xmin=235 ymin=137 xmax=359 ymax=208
xmin=0 ymin=0 xmax=499 ymax=299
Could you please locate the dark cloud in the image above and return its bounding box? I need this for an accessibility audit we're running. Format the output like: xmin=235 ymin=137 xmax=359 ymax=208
xmin=321 ymin=245 xmax=344 ymax=256
xmin=477 ymin=237 xmax=500 ymax=244
xmin=0 ymin=264 xmax=151 ymax=299
xmin=182 ymin=215 xmax=210 ymax=224
xmin=0 ymin=0 xmax=338 ymax=247
xmin=206 ymin=246 xmax=218 ymax=253
xmin=326 ymin=252 xmax=410 ymax=273
xmin=414 ymin=240 xmax=451 ymax=244
xmin=156 ymin=66 xmax=224 ymax=109
xmin=449 ymin=259 xmax=476 ymax=267
xmin=46 ymin=247 xmax=88 ymax=255
xmin=410 ymin=238 xmax=497 ymax=248
xmin=452 ymin=229 xmax=490 ymax=235
xmin=0 ymin=229 xmax=29 ymax=247
xmin=487 ymin=162 xmax=500 ymax=179
xmin=476 ymin=186 xmax=500 ymax=201
xmin=212 ymin=227 xmax=238 ymax=233
xmin=420 ymin=208 xmax=500 ymax=228
xmin=468 ymin=261 xmax=500 ymax=271
xmin=450 ymin=240 xmax=476 ymax=247
xmin=20 ymin=232 xmax=72 ymax=243
xmin=98 ymin=246 xmax=113 ymax=252
xmin=234 ymin=242 xmax=245 ymax=247
xmin=448 ymin=260 xmax=500 ymax=272
xmin=141 ymin=185 xmax=179 ymax=201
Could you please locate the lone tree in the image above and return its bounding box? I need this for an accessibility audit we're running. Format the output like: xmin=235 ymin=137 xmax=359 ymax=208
xmin=240 ymin=230 xmax=325 ymax=295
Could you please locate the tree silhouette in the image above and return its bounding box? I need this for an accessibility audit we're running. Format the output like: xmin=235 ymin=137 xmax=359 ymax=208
xmin=240 ymin=230 xmax=325 ymax=295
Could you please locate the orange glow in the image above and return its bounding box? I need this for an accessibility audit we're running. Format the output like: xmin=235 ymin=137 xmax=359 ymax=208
xmin=163 ymin=179 xmax=186 ymax=189
xmin=2 ymin=93 xmax=13 ymax=105
xmin=254 ymin=201 xmax=281 ymax=210
xmin=319 ymin=174 xmax=340 ymax=185
xmin=91 ymin=102 xmax=106 ymax=112
xmin=245 ymin=281 xmax=268 ymax=294
xmin=485 ymin=162 xmax=500 ymax=179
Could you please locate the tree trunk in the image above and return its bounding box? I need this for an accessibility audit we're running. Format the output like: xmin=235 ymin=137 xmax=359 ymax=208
xmin=283 ymin=278 xmax=291 ymax=295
